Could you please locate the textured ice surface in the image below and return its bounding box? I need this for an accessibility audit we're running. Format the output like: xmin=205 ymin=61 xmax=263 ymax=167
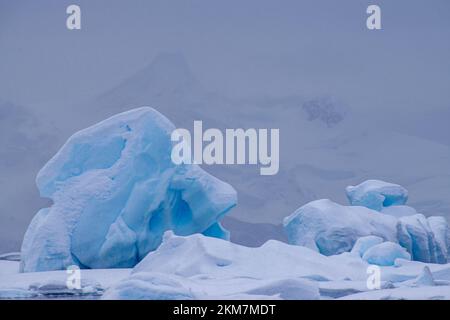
xmin=102 ymin=232 xmax=450 ymax=300
xmin=284 ymin=181 xmax=450 ymax=263
xmin=362 ymin=242 xmax=411 ymax=266
xmin=0 ymin=263 xmax=130 ymax=299
xmin=20 ymin=107 xmax=237 ymax=272
xmin=381 ymin=205 xmax=418 ymax=218
xmin=103 ymin=232 xmax=342 ymax=299
xmin=2 ymin=234 xmax=450 ymax=300
xmin=346 ymin=180 xmax=408 ymax=211
xmin=101 ymin=272 xmax=195 ymax=300
xmin=351 ymin=236 xmax=384 ymax=257
xmin=428 ymin=216 xmax=450 ymax=261
xmin=132 ymin=231 xmax=355 ymax=280
xmin=283 ymin=199 xmax=398 ymax=255
xmin=406 ymin=266 xmax=436 ymax=287
xmin=397 ymin=214 xmax=448 ymax=263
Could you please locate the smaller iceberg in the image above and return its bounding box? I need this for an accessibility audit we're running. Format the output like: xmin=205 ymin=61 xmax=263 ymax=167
xmin=346 ymin=180 xmax=408 ymax=211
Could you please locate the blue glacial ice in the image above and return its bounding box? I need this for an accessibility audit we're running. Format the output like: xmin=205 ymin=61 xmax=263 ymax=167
xmin=346 ymin=180 xmax=408 ymax=211
xmin=284 ymin=181 xmax=450 ymax=264
xmin=20 ymin=107 xmax=237 ymax=272
xmin=362 ymin=242 xmax=411 ymax=266
xmin=350 ymin=235 xmax=384 ymax=257
xmin=397 ymin=214 xmax=447 ymax=263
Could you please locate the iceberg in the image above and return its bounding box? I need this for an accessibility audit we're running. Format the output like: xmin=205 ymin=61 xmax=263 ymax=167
xmin=20 ymin=107 xmax=237 ymax=272
xmin=428 ymin=216 xmax=450 ymax=261
xmin=284 ymin=180 xmax=450 ymax=263
xmin=346 ymin=180 xmax=408 ymax=211
xmin=283 ymin=199 xmax=398 ymax=255
xmin=362 ymin=242 xmax=411 ymax=266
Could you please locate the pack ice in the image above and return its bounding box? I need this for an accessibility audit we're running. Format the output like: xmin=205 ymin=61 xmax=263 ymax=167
xmin=20 ymin=107 xmax=237 ymax=272
xmin=284 ymin=180 xmax=450 ymax=264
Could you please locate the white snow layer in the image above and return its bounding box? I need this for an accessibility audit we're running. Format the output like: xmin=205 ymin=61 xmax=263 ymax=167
xmin=103 ymin=232 xmax=450 ymax=300
xmin=284 ymin=181 xmax=450 ymax=264
xmin=2 ymin=233 xmax=450 ymax=299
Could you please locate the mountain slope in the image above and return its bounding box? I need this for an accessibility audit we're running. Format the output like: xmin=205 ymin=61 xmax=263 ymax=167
xmin=92 ymin=53 xmax=450 ymax=231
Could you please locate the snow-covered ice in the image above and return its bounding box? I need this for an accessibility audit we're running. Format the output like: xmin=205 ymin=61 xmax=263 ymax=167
xmin=0 ymin=261 xmax=19 ymax=277
xmin=20 ymin=107 xmax=237 ymax=272
xmin=346 ymin=180 xmax=408 ymax=211
xmin=283 ymin=199 xmax=398 ymax=255
xmin=362 ymin=242 xmax=411 ymax=266
xmin=0 ymin=261 xmax=130 ymax=299
xmin=3 ymin=103 xmax=449 ymax=300
xmin=284 ymin=181 xmax=450 ymax=263
xmin=397 ymin=214 xmax=448 ymax=263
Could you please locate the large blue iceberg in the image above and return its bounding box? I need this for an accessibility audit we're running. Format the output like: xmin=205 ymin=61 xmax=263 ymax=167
xmin=20 ymin=107 xmax=237 ymax=272
xmin=284 ymin=180 xmax=449 ymax=264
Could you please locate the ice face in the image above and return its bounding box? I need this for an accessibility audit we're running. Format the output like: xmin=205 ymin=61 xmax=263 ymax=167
xmin=346 ymin=180 xmax=408 ymax=211
xmin=20 ymin=107 xmax=237 ymax=272
xmin=381 ymin=205 xmax=418 ymax=218
xmin=362 ymin=242 xmax=411 ymax=266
